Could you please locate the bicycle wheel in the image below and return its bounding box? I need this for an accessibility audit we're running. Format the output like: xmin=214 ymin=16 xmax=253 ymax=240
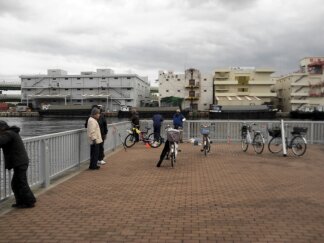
xmin=253 ymin=133 xmax=264 ymax=154
xmin=207 ymin=137 xmax=211 ymax=153
xmin=170 ymin=143 xmax=175 ymax=167
xmin=291 ymin=135 xmax=307 ymax=156
xmin=268 ymin=137 xmax=283 ymax=153
xmin=124 ymin=134 xmax=136 ymax=148
xmin=147 ymin=133 xmax=163 ymax=148
xmin=202 ymin=137 xmax=207 ymax=156
xmin=241 ymin=136 xmax=249 ymax=152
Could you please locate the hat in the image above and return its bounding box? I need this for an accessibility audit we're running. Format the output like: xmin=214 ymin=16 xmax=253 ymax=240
xmin=91 ymin=107 xmax=100 ymax=116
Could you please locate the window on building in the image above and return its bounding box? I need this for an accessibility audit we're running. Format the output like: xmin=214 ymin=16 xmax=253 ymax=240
xmin=65 ymin=89 xmax=68 ymax=91
xmin=178 ymin=79 xmax=181 ymax=81
xmin=52 ymin=78 xmax=56 ymax=80
xmin=204 ymin=78 xmax=207 ymax=81
xmin=101 ymin=88 xmax=106 ymax=90
xmin=204 ymin=90 xmax=207 ymax=92
xmin=127 ymin=88 xmax=131 ymax=90
xmin=102 ymin=77 xmax=105 ymax=79
xmin=89 ymin=78 xmax=93 ymax=80
xmin=114 ymin=77 xmax=118 ymax=79
xmin=27 ymin=78 xmax=31 ymax=80
xmin=77 ymin=78 xmax=81 ymax=80
xmin=89 ymin=88 xmax=93 ymax=90
xmin=27 ymin=89 xmax=31 ymax=91
xmin=178 ymin=90 xmax=180 ymax=92
xmin=235 ymin=76 xmax=249 ymax=85
xmin=204 ymin=103 xmax=207 ymax=106
xmin=238 ymin=88 xmax=248 ymax=92
xmin=52 ymin=88 xmax=56 ymax=91
xmin=127 ymin=77 xmax=131 ymax=79
xmin=166 ymin=79 xmax=169 ymax=81
xmin=166 ymin=90 xmax=169 ymax=92
xmin=65 ymin=78 xmax=68 ymax=80
xmin=89 ymin=100 xmax=93 ymax=102
xmin=77 ymin=88 xmax=81 ymax=90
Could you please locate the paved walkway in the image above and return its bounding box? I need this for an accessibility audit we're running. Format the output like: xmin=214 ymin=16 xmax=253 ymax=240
xmin=0 ymin=143 xmax=324 ymax=243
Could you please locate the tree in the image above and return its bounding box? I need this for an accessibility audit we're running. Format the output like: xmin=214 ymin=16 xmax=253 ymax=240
xmin=160 ymin=96 xmax=184 ymax=108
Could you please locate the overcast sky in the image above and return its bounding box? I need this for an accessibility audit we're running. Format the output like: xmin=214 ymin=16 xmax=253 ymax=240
xmin=1 ymin=0 xmax=324 ymax=84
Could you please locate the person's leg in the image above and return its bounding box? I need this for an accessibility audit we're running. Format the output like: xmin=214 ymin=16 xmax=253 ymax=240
xmin=12 ymin=165 xmax=36 ymax=207
xmin=11 ymin=169 xmax=21 ymax=206
xmin=156 ymin=140 xmax=170 ymax=167
xmin=90 ymin=144 xmax=100 ymax=169
xmin=98 ymin=141 xmax=106 ymax=164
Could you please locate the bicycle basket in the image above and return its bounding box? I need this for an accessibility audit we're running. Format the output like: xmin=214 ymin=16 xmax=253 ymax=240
xmin=292 ymin=127 xmax=308 ymax=134
xmin=200 ymin=127 xmax=210 ymax=135
xmin=241 ymin=125 xmax=250 ymax=136
xmin=268 ymin=128 xmax=281 ymax=137
xmin=167 ymin=129 xmax=180 ymax=142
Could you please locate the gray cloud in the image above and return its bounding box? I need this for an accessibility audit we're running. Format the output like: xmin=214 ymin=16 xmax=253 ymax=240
xmin=0 ymin=0 xmax=324 ymax=83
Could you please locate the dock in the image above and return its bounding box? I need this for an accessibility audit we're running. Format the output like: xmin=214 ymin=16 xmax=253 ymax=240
xmin=1 ymin=143 xmax=324 ymax=242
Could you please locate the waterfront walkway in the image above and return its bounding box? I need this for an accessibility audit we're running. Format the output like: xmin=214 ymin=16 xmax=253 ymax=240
xmin=0 ymin=143 xmax=324 ymax=242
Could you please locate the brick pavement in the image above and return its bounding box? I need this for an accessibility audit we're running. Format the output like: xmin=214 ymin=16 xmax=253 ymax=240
xmin=0 ymin=143 xmax=324 ymax=243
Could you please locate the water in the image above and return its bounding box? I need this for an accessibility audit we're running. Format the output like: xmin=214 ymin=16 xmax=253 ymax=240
xmin=0 ymin=117 xmax=127 ymax=138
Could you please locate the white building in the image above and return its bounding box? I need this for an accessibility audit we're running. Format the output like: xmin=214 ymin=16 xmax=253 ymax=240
xmin=158 ymin=68 xmax=213 ymax=111
xmin=20 ymin=69 xmax=150 ymax=111
xmin=213 ymin=67 xmax=276 ymax=106
xmin=275 ymin=57 xmax=324 ymax=112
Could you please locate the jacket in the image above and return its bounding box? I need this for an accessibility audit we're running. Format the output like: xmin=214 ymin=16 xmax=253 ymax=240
xmin=173 ymin=113 xmax=185 ymax=127
xmin=0 ymin=126 xmax=29 ymax=170
xmin=152 ymin=114 xmax=164 ymax=127
xmin=85 ymin=114 xmax=108 ymax=139
xmin=87 ymin=117 xmax=103 ymax=144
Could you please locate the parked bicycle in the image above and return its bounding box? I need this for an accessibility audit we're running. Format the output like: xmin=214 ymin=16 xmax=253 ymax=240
xmin=268 ymin=125 xmax=307 ymax=156
xmin=166 ymin=127 xmax=180 ymax=167
xmin=200 ymin=124 xmax=211 ymax=156
xmin=124 ymin=125 xmax=163 ymax=148
xmin=241 ymin=123 xmax=265 ymax=154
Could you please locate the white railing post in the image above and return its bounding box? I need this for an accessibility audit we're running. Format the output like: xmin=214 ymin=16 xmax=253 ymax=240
xmin=281 ymin=119 xmax=287 ymax=157
xmin=41 ymin=139 xmax=50 ymax=188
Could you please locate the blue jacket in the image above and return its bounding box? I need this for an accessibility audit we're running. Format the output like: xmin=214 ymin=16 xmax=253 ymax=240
xmin=173 ymin=113 xmax=185 ymax=127
xmin=152 ymin=114 xmax=164 ymax=127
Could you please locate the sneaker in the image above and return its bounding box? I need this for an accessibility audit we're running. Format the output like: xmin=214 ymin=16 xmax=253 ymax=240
xmin=98 ymin=160 xmax=106 ymax=165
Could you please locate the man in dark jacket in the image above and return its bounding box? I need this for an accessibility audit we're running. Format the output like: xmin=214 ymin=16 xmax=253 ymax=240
xmin=152 ymin=113 xmax=164 ymax=140
xmin=0 ymin=121 xmax=36 ymax=208
xmin=97 ymin=107 xmax=108 ymax=165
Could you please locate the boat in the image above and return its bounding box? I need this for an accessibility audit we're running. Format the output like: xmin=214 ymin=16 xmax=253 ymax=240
xmin=209 ymin=105 xmax=277 ymax=120
xmin=38 ymin=104 xmax=94 ymax=117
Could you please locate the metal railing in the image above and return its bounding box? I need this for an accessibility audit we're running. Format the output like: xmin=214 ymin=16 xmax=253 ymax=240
xmin=139 ymin=120 xmax=324 ymax=144
xmin=0 ymin=121 xmax=130 ymax=201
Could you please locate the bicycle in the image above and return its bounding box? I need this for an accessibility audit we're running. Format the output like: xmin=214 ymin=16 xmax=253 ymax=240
xmin=124 ymin=125 xmax=163 ymax=148
xmin=166 ymin=127 xmax=180 ymax=167
xmin=241 ymin=123 xmax=265 ymax=154
xmin=268 ymin=125 xmax=307 ymax=156
xmin=200 ymin=125 xmax=211 ymax=156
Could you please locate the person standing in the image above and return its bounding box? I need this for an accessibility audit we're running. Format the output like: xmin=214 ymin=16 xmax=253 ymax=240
xmin=85 ymin=105 xmax=107 ymax=165
xmin=152 ymin=113 xmax=164 ymax=141
xmin=173 ymin=108 xmax=186 ymax=143
xmin=97 ymin=107 xmax=108 ymax=165
xmin=0 ymin=121 xmax=36 ymax=208
xmin=87 ymin=108 xmax=103 ymax=170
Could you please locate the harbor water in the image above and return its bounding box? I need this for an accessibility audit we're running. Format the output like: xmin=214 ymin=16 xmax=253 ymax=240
xmin=0 ymin=117 xmax=127 ymax=138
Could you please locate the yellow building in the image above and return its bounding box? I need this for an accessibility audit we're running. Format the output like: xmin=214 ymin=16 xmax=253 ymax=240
xmin=213 ymin=67 xmax=276 ymax=106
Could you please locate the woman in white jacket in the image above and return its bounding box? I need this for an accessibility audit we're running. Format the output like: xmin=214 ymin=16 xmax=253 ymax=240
xmin=87 ymin=108 xmax=103 ymax=170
